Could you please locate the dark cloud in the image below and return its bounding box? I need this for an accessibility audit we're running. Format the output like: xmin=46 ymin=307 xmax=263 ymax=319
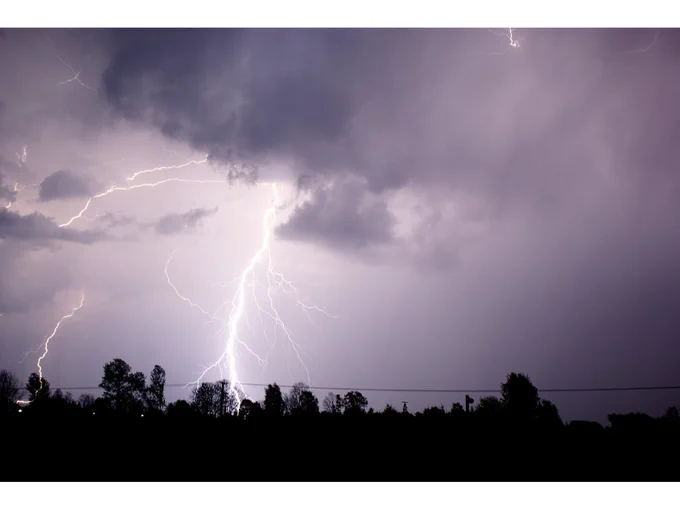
xmin=39 ymin=169 xmax=93 ymax=202
xmin=0 ymin=209 xmax=104 ymax=245
xmin=99 ymin=29 xmax=680 ymax=244
xmin=277 ymin=179 xmax=395 ymax=249
xmin=153 ymin=207 xmax=218 ymax=235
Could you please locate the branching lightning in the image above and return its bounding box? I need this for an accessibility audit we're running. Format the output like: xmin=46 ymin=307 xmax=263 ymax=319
xmin=36 ymin=293 xmax=85 ymax=391
xmin=58 ymin=177 xmax=225 ymax=228
xmin=56 ymin=55 xmax=96 ymax=91
xmin=166 ymin=183 xmax=337 ymax=412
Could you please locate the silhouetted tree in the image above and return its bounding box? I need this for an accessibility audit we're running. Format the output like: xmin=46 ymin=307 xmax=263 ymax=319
xmin=239 ymin=399 xmax=263 ymax=420
xmin=0 ymin=369 xmax=21 ymax=411
xmin=299 ymin=389 xmax=319 ymax=415
xmin=501 ymin=372 xmax=539 ymax=419
xmin=335 ymin=394 xmax=344 ymax=414
xmin=342 ymin=391 xmax=368 ymax=415
xmin=146 ymin=365 xmax=166 ymax=412
xmin=78 ymin=393 xmax=96 ymax=409
xmin=26 ymin=373 xmax=50 ymax=401
xmin=475 ymin=396 xmax=504 ymax=417
xmin=264 ymin=383 xmax=285 ymax=417
xmin=99 ymin=358 xmax=146 ymax=413
xmin=285 ymin=382 xmax=319 ymax=416
xmin=536 ymin=398 xmax=562 ymax=426
xmin=322 ymin=392 xmax=337 ymax=413
xmin=190 ymin=382 xmax=220 ymax=417
xmin=665 ymin=406 xmax=679 ymax=421
xmin=167 ymin=399 xmax=194 ymax=418
xmin=284 ymin=382 xmax=309 ymax=414
xmin=383 ymin=404 xmax=398 ymax=417
xmin=450 ymin=402 xmax=464 ymax=414
xmin=423 ymin=405 xmax=446 ymax=418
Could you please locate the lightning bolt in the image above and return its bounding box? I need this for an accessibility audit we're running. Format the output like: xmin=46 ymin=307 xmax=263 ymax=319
xmin=126 ymin=156 xmax=208 ymax=182
xmin=164 ymin=248 xmax=219 ymax=323
xmin=186 ymin=183 xmax=336 ymax=412
xmin=56 ymin=55 xmax=96 ymax=91
xmin=506 ymin=28 xmax=520 ymax=48
xmin=15 ymin=145 xmax=28 ymax=167
xmin=58 ymin=177 xmax=225 ymax=228
xmin=480 ymin=28 xmax=522 ymax=56
xmin=36 ymin=293 xmax=85 ymax=391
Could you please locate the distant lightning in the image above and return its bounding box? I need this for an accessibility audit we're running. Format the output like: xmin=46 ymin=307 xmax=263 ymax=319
xmin=16 ymin=145 xmax=28 ymax=167
xmin=506 ymin=28 xmax=520 ymax=48
xmin=56 ymin=55 xmax=96 ymax=91
xmin=34 ymin=294 xmax=85 ymax=392
xmin=481 ymin=28 xmax=522 ymax=56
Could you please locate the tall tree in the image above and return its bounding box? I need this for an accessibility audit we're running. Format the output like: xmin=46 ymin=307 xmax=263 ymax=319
xmin=26 ymin=373 xmax=50 ymax=401
xmin=99 ymin=358 xmax=146 ymax=413
xmin=264 ymin=383 xmax=285 ymax=417
xmin=322 ymin=392 xmax=336 ymax=413
xmin=146 ymin=365 xmax=166 ymax=412
xmin=0 ymin=369 xmax=21 ymax=411
xmin=500 ymin=372 xmax=539 ymax=419
xmin=284 ymin=382 xmax=318 ymax=415
xmin=190 ymin=382 xmax=220 ymax=417
xmin=342 ymin=391 xmax=368 ymax=415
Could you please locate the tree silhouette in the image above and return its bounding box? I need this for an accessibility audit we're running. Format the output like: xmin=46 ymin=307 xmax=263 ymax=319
xmin=334 ymin=394 xmax=344 ymax=414
xmin=0 ymin=369 xmax=21 ymax=411
xmin=146 ymin=365 xmax=166 ymax=412
xmin=285 ymin=382 xmax=319 ymax=416
xmin=322 ymin=392 xmax=336 ymax=413
xmin=99 ymin=358 xmax=146 ymax=413
xmin=536 ymin=398 xmax=562 ymax=426
xmin=78 ymin=393 xmax=96 ymax=409
xmin=342 ymin=391 xmax=368 ymax=415
xmin=475 ymin=396 xmax=503 ymax=417
xmin=190 ymin=380 xmax=239 ymax=417
xmin=501 ymin=372 xmax=539 ymax=419
xmin=167 ymin=399 xmax=194 ymax=418
xmin=383 ymin=404 xmax=398 ymax=417
xmin=239 ymin=399 xmax=263 ymax=420
xmin=450 ymin=402 xmax=464 ymax=414
xmin=191 ymin=382 xmax=220 ymax=417
xmin=264 ymin=383 xmax=285 ymax=417
xmin=26 ymin=373 xmax=50 ymax=401
xmin=299 ymin=389 xmax=319 ymax=415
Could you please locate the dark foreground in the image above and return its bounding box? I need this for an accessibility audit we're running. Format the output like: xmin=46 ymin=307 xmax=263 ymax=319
xmin=4 ymin=414 xmax=680 ymax=481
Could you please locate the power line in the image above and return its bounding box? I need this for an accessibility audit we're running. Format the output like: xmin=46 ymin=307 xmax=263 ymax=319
xmin=14 ymin=382 xmax=680 ymax=394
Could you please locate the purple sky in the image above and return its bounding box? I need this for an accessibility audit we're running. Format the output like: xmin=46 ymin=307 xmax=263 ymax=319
xmin=1 ymin=28 xmax=679 ymax=423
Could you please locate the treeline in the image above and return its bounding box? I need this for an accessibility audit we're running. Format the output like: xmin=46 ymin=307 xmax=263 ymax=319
xmin=2 ymin=359 xmax=680 ymax=481
xmin=1 ymin=358 xmax=679 ymax=431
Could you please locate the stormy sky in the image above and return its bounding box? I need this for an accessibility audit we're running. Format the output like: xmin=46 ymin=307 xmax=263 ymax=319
xmin=1 ymin=28 xmax=680 ymax=423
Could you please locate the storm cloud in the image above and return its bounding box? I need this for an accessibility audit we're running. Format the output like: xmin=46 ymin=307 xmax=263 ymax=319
xmin=39 ymin=168 xmax=93 ymax=202
xmin=0 ymin=209 xmax=104 ymax=245
xmin=1 ymin=28 xmax=680 ymax=423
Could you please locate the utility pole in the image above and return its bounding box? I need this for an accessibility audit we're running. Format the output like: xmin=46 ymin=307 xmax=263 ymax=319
xmin=402 ymin=401 xmax=408 ymax=414
xmin=465 ymin=394 xmax=475 ymax=413
xmin=220 ymin=380 xmax=226 ymax=417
